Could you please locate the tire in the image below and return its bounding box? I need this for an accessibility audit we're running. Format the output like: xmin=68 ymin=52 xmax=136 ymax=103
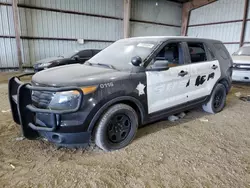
xmin=94 ymin=104 xmax=138 ymax=151
xmin=202 ymin=83 xmax=227 ymax=114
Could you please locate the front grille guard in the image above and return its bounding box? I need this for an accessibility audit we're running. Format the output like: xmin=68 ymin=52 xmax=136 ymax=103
xmin=8 ymin=73 xmax=84 ymax=139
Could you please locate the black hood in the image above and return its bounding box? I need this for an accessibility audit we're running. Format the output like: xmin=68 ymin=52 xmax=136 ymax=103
xmin=32 ymin=64 xmax=130 ymax=87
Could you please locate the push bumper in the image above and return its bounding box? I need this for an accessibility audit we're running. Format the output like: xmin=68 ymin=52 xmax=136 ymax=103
xmin=8 ymin=73 xmax=91 ymax=146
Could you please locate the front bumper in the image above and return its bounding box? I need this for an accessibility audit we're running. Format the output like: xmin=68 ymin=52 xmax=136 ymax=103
xmin=8 ymin=73 xmax=91 ymax=147
xmin=232 ymin=69 xmax=250 ymax=82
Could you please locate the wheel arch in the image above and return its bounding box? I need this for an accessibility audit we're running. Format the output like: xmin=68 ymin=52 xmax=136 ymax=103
xmin=218 ymin=78 xmax=230 ymax=94
xmin=206 ymin=78 xmax=230 ymax=104
xmin=87 ymin=96 xmax=146 ymax=133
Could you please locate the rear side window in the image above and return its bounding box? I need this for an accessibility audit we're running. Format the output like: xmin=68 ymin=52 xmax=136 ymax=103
xmin=77 ymin=50 xmax=92 ymax=58
xmin=214 ymin=43 xmax=229 ymax=60
xmin=92 ymin=50 xmax=101 ymax=56
xmin=187 ymin=43 xmax=207 ymax=63
xmin=207 ymin=47 xmax=216 ymax=60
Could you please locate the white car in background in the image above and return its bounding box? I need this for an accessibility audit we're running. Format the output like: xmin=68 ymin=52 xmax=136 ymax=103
xmin=232 ymin=46 xmax=250 ymax=82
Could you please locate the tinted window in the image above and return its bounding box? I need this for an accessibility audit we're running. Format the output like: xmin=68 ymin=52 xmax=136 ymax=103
xmin=63 ymin=50 xmax=80 ymax=58
xmin=214 ymin=43 xmax=229 ymax=60
xmin=92 ymin=50 xmax=101 ymax=56
xmin=188 ymin=43 xmax=207 ymax=63
xmin=77 ymin=50 xmax=92 ymax=58
xmin=153 ymin=42 xmax=184 ymax=67
xmin=207 ymin=47 xmax=216 ymax=60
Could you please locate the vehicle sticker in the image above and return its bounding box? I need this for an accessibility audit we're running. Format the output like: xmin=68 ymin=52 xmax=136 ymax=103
xmin=137 ymin=43 xmax=154 ymax=48
xmin=186 ymin=79 xmax=190 ymax=87
xmin=100 ymin=82 xmax=114 ymax=88
xmin=195 ymin=75 xmax=206 ymax=86
xmin=207 ymin=72 xmax=215 ymax=81
xmin=136 ymin=82 xmax=145 ymax=96
xmin=195 ymin=72 xmax=215 ymax=86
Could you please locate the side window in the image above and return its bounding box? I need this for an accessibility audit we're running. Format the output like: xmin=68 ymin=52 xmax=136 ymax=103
xmin=207 ymin=47 xmax=216 ymax=60
xmin=154 ymin=42 xmax=184 ymax=67
xmin=214 ymin=43 xmax=229 ymax=60
xmin=77 ymin=50 xmax=92 ymax=58
xmin=187 ymin=43 xmax=207 ymax=63
xmin=92 ymin=50 xmax=100 ymax=56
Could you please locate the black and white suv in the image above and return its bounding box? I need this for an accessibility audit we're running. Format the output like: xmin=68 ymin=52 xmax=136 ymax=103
xmin=9 ymin=36 xmax=233 ymax=151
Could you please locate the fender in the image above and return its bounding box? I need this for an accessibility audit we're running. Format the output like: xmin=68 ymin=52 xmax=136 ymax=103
xmin=87 ymin=96 xmax=146 ymax=132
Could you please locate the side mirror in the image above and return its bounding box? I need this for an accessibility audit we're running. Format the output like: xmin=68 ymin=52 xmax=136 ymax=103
xmin=149 ymin=60 xmax=169 ymax=71
xmin=131 ymin=56 xmax=142 ymax=66
xmin=72 ymin=55 xmax=80 ymax=61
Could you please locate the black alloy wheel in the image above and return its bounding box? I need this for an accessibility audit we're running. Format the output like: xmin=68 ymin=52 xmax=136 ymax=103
xmin=94 ymin=104 xmax=138 ymax=151
xmin=213 ymin=90 xmax=224 ymax=110
xmin=107 ymin=114 xmax=132 ymax=143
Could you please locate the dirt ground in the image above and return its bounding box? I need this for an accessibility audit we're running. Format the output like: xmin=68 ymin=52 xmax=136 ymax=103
xmin=0 ymin=73 xmax=250 ymax=188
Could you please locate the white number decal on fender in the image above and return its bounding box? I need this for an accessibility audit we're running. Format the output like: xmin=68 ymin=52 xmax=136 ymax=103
xmin=100 ymin=82 xmax=114 ymax=88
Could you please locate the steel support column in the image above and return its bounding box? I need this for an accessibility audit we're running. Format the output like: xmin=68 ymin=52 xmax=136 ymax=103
xmin=240 ymin=0 xmax=249 ymax=47
xmin=12 ymin=0 xmax=23 ymax=71
xmin=123 ymin=0 xmax=131 ymax=38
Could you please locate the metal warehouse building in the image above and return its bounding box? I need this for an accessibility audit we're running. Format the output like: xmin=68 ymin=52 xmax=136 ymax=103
xmin=0 ymin=0 xmax=249 ymax=69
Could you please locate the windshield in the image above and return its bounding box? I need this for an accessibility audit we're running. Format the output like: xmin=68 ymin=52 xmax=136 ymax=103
xmin=61 ymin=50 xmax=79 ymax=58
xmin=233 ymin=46 xmax=250 ymax=56
xmin=88 ymin=39 xmax=159 ymax=70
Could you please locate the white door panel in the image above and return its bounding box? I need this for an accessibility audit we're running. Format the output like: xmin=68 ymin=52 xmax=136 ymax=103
xmin=188 ymin=60 xmax=221 ymax=101
xmin=146 ymin=65 xmax=191 ymax=114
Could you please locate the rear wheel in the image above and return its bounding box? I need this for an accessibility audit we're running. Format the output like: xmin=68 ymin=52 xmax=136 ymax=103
xmin=94 ymin=104 xmax=138 ymax=151
xmin=202 ymin=83 xmax=227 ymax=114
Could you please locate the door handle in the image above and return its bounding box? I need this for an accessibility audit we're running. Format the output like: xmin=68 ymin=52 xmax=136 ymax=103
xmin=211 ymin=65 xmax=218 ymax=70
xmin=178 ymin=70 xmax=188 ymax=77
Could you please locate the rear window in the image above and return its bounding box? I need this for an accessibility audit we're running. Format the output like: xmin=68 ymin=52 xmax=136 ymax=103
xmin=214 ymin=43 xmax=229 ymax=60
xmin=187 ymin=43 xmax=207 ymax=63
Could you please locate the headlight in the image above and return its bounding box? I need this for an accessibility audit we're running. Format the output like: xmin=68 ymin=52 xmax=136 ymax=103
xmin=38 ymin=62 xmax=52 ymax=68
xmin=48 ymin=86 xmax=97 ymax=110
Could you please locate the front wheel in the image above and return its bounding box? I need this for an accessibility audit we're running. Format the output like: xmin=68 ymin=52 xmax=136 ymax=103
xmin=94 ymin=104 xmax=138 ymax=151
xmin=202 ymin=83 xmax=227 ymax=114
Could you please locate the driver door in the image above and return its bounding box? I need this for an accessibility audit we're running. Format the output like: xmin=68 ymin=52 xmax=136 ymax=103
xmin=146 ymin=42 xmax=192 ymax=114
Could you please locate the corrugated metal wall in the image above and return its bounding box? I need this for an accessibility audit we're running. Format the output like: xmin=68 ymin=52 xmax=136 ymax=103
xmin=188 ymin=22 xmax=242 ymax=42
xmin=0 ymin=4 xmax=17 ymax=68
xmin=0 ymin=0 xmax=11 ymax=3
xmin=18 ymin=5 xmax=123 ymax=65
xmin=18 ymin=0 xmax=123 ymax=18
xmin=21 ymin=40 xmax=111 ymax=67
xmin=1 ymin=0 xmax=250 ymax=68
xmin=245 ymin=1 xmax=250 ymax=44
xmin=187 ymin=0 xmax=248 ymax=54
xmin=130 ymin=0 xmax=182 ymax=37
xmin=0 ymin=0 xmax=123 ymax=68
xmin=18 ymin=8 xmax=122 ymax=40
